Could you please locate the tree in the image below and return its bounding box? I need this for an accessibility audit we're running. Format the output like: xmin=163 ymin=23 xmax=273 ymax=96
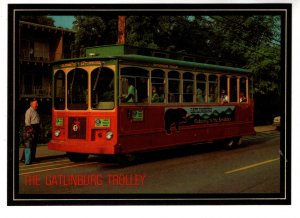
xmin=125 ymin=16 xmax=159 ymax=49
xmin=71 ymin=16 xmax=118 ymax=57
xmin=203 ymin=16 xmax=280 ymax=90
xmin=207 ymin=15 xmax=281 ymax=123
xmin=70 ymin=15 xmax=282 ymax=123
xmin=71 ymin=16 xmax=106 ymax=56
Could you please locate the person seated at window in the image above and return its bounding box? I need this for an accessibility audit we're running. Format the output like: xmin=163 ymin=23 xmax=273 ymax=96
xmin=152 ymin=85 xmax=160 ymax=103
xmin=239 ymin=91 xmax=247 ymax=103
xmin=209 ymin=86 xmax=217 ymax=102
xmin=122 ymin=79 xmax=137 ymax=103
xmin=158 ymin=86 xmax=165 ymax=102
xmin=184 ymin=84 xmax=193 ymax=102
xmin=220 ymin=89 xmax=228 ymax=104
xmin=169 ymin=93 xmax=176 ymax=103
xmin=196 ymin=88 xmax=204 ymax=103
xmin=168 ymin=85 xmax=179 ymax=103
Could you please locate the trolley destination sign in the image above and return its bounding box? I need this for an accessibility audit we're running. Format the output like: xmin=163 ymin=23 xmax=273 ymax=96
xmin=54 ymin=60 xmax=105 ymax=69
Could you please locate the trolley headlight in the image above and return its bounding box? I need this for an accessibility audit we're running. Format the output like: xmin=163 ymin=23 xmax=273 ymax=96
xmin=54 ymin=129 xmax=61 ymax=137
xmin=106 ymin=131 xmax=113 ymax=140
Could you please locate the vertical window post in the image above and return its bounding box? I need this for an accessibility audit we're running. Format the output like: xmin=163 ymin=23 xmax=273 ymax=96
xmin=237 ymin=76 xmax=240 ymax=103
xmin=217 ymin=74 xmax=220 ymax=103
xmin=149 ymin=70 xmax=152 ymax=103
xmin=164 ymin=70 xmax=167 ymax=103
xmin=227 ymin=76 xmax=231 ymax=103
xmin=179 ymin=72 xmax=183 ymax=103
xmin=162 ymin=70 xmax=167 ymax=104
xmin=246 ymin=77 xmax=249 ymax=102
xmin=193 ymin=72 xmax=196 ymax=103
xmin=88 ymin=69 xmax=91 ymax=110
xmin=205 ymin=73 xmax=209 ymax=103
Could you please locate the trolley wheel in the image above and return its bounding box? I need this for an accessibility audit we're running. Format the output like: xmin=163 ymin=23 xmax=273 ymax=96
xmin=67 ymin=152 xmax=89 ymax=162
xmin=224 ymin=138 xmax=235 ymax=150
xmin=234 ymin=137 xmax=242 ymax=147
xmin=224 ymin=137 xmax=242 ymax=150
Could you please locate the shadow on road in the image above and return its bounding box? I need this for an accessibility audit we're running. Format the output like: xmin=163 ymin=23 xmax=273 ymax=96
xmin=95 ymin=140 xmax=252 ymax=169
xmin=97 ymin=131 xmax=280 ymax=168
xmin=40 ymin=132 xmax=278 ymax=168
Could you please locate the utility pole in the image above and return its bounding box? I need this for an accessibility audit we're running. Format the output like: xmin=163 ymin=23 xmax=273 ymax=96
xmin=118 ymin=16 xmax=126 ymax=45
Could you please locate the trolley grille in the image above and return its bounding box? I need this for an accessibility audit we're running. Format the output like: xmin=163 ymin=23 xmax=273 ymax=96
xmin=68 ymin=117 xmax=86 ymax=139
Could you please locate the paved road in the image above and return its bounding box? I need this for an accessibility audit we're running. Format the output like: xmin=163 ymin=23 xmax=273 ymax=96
xmin=18 ymin=130 xmax=281 ymax=194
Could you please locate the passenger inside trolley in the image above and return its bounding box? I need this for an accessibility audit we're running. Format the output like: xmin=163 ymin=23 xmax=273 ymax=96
xmin=122 ymin=78 xmax=137 ymax=103
xmin=152 ymin=85 xmax=160 ymax=103
xmin=240 ymin=91 xmax=247 ymax=103
xmin=220 ymin=89 xmax=229 ymax=104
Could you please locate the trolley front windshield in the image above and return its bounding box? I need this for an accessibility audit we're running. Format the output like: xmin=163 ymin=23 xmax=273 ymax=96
xmin=53 ymin=66 xmax=115 ymax=110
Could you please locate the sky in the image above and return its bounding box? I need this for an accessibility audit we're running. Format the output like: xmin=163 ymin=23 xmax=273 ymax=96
xmin=48 ymin=16 xmax=75 ymax=29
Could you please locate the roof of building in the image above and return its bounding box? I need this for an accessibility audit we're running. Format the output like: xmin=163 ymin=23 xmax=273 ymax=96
xmin=19 ymin=20 xmax=75 ymax=34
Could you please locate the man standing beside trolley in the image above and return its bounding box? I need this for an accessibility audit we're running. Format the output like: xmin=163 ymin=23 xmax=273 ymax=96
xmin=23 ymin=98 xmax=40 ymax=162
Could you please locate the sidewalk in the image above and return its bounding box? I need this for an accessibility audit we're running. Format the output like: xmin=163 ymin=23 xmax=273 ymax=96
xmin=19 ymin=144 xmax=66 ymax=161
xmin=19 ymin=125 xmax=277 ymax=161
xmin=254 ymin=125 xmax=277 ymax=133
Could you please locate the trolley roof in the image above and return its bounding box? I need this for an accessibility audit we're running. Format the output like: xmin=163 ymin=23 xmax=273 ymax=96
xmin=52 ymin=44 xmax=251 ymax=74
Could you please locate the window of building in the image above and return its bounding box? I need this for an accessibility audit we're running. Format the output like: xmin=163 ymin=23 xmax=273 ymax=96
xmin=91 ymin=67 xmax=115 ymax=110
xmin=168 ymin=71 xmax=180 ymax=103
xmin=20 ymin=39 xmax=30 ymax=60
xmin=34 ymin=39 xmax=50 ymax=61
xmin=67 ymin=68 xmax=88 ymax=110
xmin=196 ymin=74 xmax=206 ymax=103
xmin=208 ymin=75 xmax=218 ymax=103
xmin=151 ymin=69 xmax=165 ymax=103
xmin=54 ymin=70 xmax=65 ymax=110
xmin=33 ymin=71 xmax=43 ymax=90
xmin=183 ymin=72 xmax=194 ymax=103
xmin=120 ymin=67 xmax=149 ymax=103
xmin=230 ymin=77 xmax=238 ymax=102
xmin=22 ymin=72 xmax=33 ymax=95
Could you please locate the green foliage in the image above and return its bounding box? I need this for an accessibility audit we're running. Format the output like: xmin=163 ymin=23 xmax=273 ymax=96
xmin=71 ymin=15 xmax=281 ymax=98
xmin=126 ymin=16 xmax=159 ymax=49
xmin=20 ymin=16 xmax=55 ymax=26
xmin=71 ymin=16 xmax=118 ymax=56
xmin=71 ymin=16 xmax=106 ymax=56
xmin=207 ymin=16 xmax=281 ymax=96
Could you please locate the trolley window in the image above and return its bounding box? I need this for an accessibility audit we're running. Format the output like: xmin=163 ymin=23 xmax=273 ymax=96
xmin=220 ymin=75 xmax=228 ymax=95
xmin=91 ymin=67 xmax=115 ymax=110
xmin=208 ymin=75 xmax=218 ymax=103
xmin=220 ymin=75 xmax=229 ymax=104
xmin=151 ymin=69 xmax=165 ymax=103
xmin=230 ymin=77 xmax=238 ymax=102
xmin=239 ymin=77 xmax=247 ymax=103
xmin=67 ymin=68 xmax=88 ymax=110
xmin=183 ymin=72 xmax=194 ymax=103
xmin=168 ymin=71 xmax=180 ymax=103
xmin=54 ymin=70 xmax=65 ymax=110
xmin=120 ymin=67 xmax=149 ymax=103
xmin=196 ymin=74 xmax=206 ymax=103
